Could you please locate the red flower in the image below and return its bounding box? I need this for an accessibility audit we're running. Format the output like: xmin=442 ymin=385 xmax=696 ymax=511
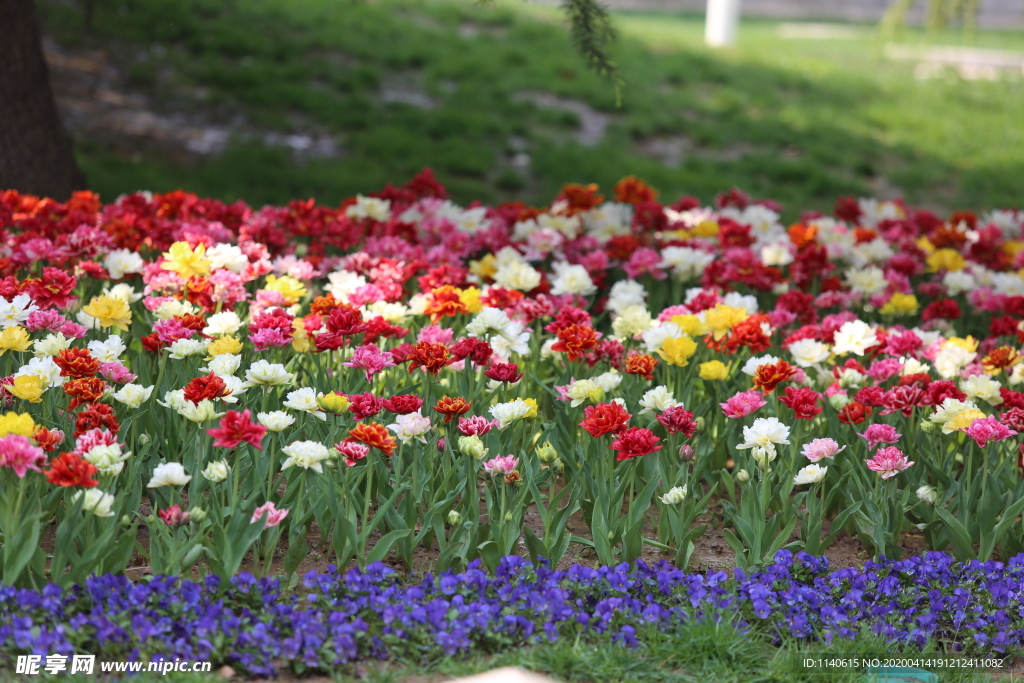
xmin=28 ymin=268 xmax=78 ymax=309
xmin=656 ymin=406 xmax=698 ymax=437
xmin=347 ymin=391 xmax=384 ymax=420
xmin=141 ymin=334 xmax=165 ymax=354
xmin=158 ymin=505 xmax=189 ymax=527
xmin=450 ymin=338 xmax=493 ymax=365
xmin=54 ymin=348 xmax=101 ymax=379
xmin=424 ymin=285 xmax=468 ymax=322
xmin=924 ymin=380 xmax=967 ymax=406
xmin=753 ymin=360 xmax=796 ymax=394
xmin=44 ymin=452 xmax=98 ymax=488
xmin=779 ymin=387 xmax=823 ymax=420
xmin=484 ymin=362 xmax=524 ymax=383
xmin=345 ymin=422 xmax=397 ymax=457
xmin=75 ymin=403 xmax=119 ymax=437
xmin=407 ymin=341 xmax=453 ymax=375
xmin=624 ymin=354 xmax=658 ymax=381
xmin=382 ymin=395 xmax=424 ymax=415
xmin=725 ymin=315 xmax=773 ymax=354
xmin=610 ymin=427 xmax=663 ymax=461
xmin=614 ymin=176 xmax=658 ymax=204
xmin=183 ymin=373 xmax=229 ymax=405
xmin=207 ymin=409 xmax=267 ymax=450
xmin=880 ymin=385 xmax=926 ymax=417
xmin=838 ymin=400 xmax=871 ymax=425
xmin=921 ymin=298 xmax=962 ymax=322
xmin=433 ymin=396 xmax=472 ymax=424
xmin=854 ymin=386 xmax=885 ymax=407
xmin=63 ymin=377 xmax=106 ymax=410
xmin=33 ymin=427 xmax=64 ymax=452
xmin=552 ymin=324 xmax=600 ymax=362
xmin=580 ymin=402 xmax=632 ymax=438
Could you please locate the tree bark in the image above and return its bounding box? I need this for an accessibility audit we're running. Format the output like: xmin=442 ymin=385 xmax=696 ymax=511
xmin=0 ymin=0 xmax=88 ymax=199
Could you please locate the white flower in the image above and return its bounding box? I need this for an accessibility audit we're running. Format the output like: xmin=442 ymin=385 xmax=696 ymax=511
xmin=0 ymin=294 xmax=38 ymax=328
xmin=641 ymin=322 xmax=683 ymax=355
xmin=832 ymin=320 xmax=878 ymax=356
xmin=244 ymin=360 xmax=295 ymax=387
xmin=167 ymin=338 xmax=210 ymax=359
xmin=206 ymin=243 xmax=249 ymax=272
xmin=388 ymin=411 xmax=433 ymax=444
xmin=606 ymin=280 xmax=647 ymax=313
xmin=83 ymin=444 xmax=130 ymax=477
xmin=158 ymin=389 xmax=188 ymax=412
xmin=857 ymin=198 xmax=902 ymax=227
xmin=103 ymin=282 xmax=143 ymax=304
xmin=489 ymin=321 xmax=530 ymax=361
xmin=201 ymin=353 xmax=242 ymax=377
xmin=88 ymin=335 xmax=127 ymax=363
xmin=202 ymin=460 xmax=231 ymax=483
xmin=489 ymin=399 xmax=533 ymax=428
xmin=638 ymin=386 xmax=680 ymax=414
xmin=492 ymin=260 xmax=541 ymax=292
xmin=751 ymin=445 xmax=777 ymax=468
xmin=659 ymin=485 xmax=688 ymax=505
xmin=793 ymin=464 xmax=828 ymax=485
xmin=659 ymin=246 xmax=715 ymax=282
xmin=788 ymin=339 xmax=830 ymax=368
xmin=550 ymin=262 xmax=596 ymax=297
xmin=15 ymin=356 xmax=64 ymax=387
xmin=900 ymin=357 xmax=930 ymax=376
xmin=103 ymin=249 xmax=145 ymax=280
xmin=466 ymin=307 xmax=512 ymax=339
xmin=837 ymin=367 xmax=866 ymax=389
xmin=722 ymin=292 xmax=759 ymax=315
xmin=33 ymin=333 xmax=70 ymax=358
xmin=147 ymin=462 xmax=192 ymax=488
xmin=742 ymin=354 xmax=781 ymax=376
xmin=71 ymin=489 xmax=116 ymax=517
xmin=612 ymin=306 xmax=653 ymax=340
xmin=218 ymin=375 xmax=247 ymax=403
xmin=281 ymin=440 xmax=331 ymax=473
xmin=345 ymin=195 xmax=391 ymax=222
xmin=934 ymin=344 xmax=976 ymax=380
xmin=943 ymin=271 xmax=976 ymax=296
xmin=582 ymin=202 xmax=632 ymax=241
xmin=961 ymin=374 xmax=1003 ymax=406
xmin=258 ymin=411 xmax=295 ymax=432
xmin=284 ymin=387 xmax=326 ymax=420
xmin=849 ymin=237 xmax=894 ymax=267
xmin=929 ymin=398 xmax=980 ymax=432
xmin=845 ymin=266 xmax=888 ymax=296
xmin=177 ymin=399 xmax=224 ymax=423
xmin=325 ymin=270 xmax=368 ymax=302
xmin=737 ymin=417 xmax=791 ymax=451
xmin=154 ymin=299 xmax=197 ymax=320
xmin=204 ymin=311 xmax=243 ymax=336
xmin=567 ymin=379 xmax=602 ymax=407
xmin=760 ymin=241 xmax=793 ymax=267
xmin=592 ymin=370 xmax=622 ymax=393
xmin=112 ymin=383 xmax=154 ymax=408
xmin=916 ymin=485 xmax=938 ymax=504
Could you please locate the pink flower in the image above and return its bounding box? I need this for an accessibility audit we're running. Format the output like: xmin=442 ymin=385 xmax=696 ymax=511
xmin=720 ymin=390 xmax=767 ymax=419
xmin=251 ymin=501 xmax=289 ymax=528
xmin=335 ymin=442 xmax=369 ymax=467
xmin=866 ymin=359 xmax=903 ymax=381
xmin=962 ymin=416 xmax=1018 ymax=448
xmin=483 ymin=455 xmax=519 ymax=476
xmin=457 ymin=415 xmax=499 ymax=436
xmin=801 ymin=438 xmax=846 ymax=462
xmin=72 ymin=428 xmax=118 ymax=456
xmin=207 ymin=410 xmax=267 ymax=450
xmin=0 ymin=435 xmax=47 ymax=478
xmin=865 ymin=446 xmax=914 ymax=479
xmin=343 ymin=344 xmax=396 ymax=383
xmin=417 ymin=324 xmax=455 ymax=345
xmin=99 ymin=362 xmax=137 ymax=384
xmin=859 ymin=423 xmax=902 ymax=450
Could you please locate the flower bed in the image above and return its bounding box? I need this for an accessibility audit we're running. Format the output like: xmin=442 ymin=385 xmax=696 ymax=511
xmin=0 ymin=172 xmax=1022 ymax=588
xmin=3 ymin=552 xmax=1024 ymax=675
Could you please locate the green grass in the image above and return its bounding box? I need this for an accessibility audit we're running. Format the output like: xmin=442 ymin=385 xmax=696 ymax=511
xmin=38 ymin=0 xmax=1024 ymax=220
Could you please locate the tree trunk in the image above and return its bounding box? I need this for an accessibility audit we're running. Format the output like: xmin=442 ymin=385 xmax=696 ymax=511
xmin=0 ymin=0 xmax=88 ymax=200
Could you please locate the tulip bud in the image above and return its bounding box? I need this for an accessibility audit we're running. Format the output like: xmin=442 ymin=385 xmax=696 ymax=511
xmin=145 ymin=514 xmax=157 ymax=524
xmin=447 ymin=510 xmax=461 ymax=526
xmin=188 ymin=506 xmax=206 ymax=522
xmin=121 ymin=515 xmax=132 ymax=526
xmin=504 ymin=511 xmax=513 ymax=522
xmin=919 ymin=419 xmax=936 ymax=433
xmin=317 ymin=392 xmax=350 ymax=415
xmin=916 ymin=485 xmax=937 ymax=505
xmin=679 ymin=444 xmax=695 ymax=461
xmin=551 ymin=458 xmax=565 ymax=473
xmin=139 ymin=433 xmax=152 ymax=445
xmin=607 ymin=530 xmax=615 ymax=541
xmin=694 ymin=416 xmax=705 ymax=432
xmin=736 ymin=469 xmax=750 ymax=482
xmin=537 ymin=441 xmax=557 ymax=463
xmin=828 ymin=393 xmax=851 ymax=410
xmin=436 ymin=437 xmax=446 ymax=453
xmin=458 ymin=435 xmax=487 ymax=460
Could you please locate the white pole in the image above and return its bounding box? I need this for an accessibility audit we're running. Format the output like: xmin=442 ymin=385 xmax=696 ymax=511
xmin=705 ymin=0 xmax=741 ymax=47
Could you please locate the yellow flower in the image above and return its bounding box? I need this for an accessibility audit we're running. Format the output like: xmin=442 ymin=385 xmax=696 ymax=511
xmin=880 ymin=293 xmax=919 ymax=317
xmin=521 ymin=397 xmax=539 ymax=418
xmin=292 ymin=336 xmax=313 ymax=354
xmin=1004 ymin=241 xmax=1024 ymax=257
xmin=9 ymin=375 xmax=45 ymax=403
xmin=699 ymin=360 xmax=729 ymax=381
xmin=82 ymin=296 xmax=132 ymax=331
xmin=0 ymin=327 xmax=31 ymax=355
xmin=692 ymin=220 xmax=720 ymax=238
xmin=916 ymin=236 xmax=935 ymax=254
xmin=469 ymin=254 xmax=498 ymax=279
xmin=457 ymin=287 xmax=484 ymax=314
xmin=945 ymin=409 xmax=987 ymax=433
xmin=0 ymin=411 xmax=37 ymax=437
xmin=317 ymin=392 xmax=350 ymax=415
xmin=946 ymin=336 xmax=979 ymax=354
xmin=161 ymin=241 xmax=210 ymax=279
xmin=658 ymin=336 xmax=698 ymax=367
xmin=207 ymin=335 xmax=243 ymax=357
xmin=264 ymin=274 xmax=307 ymax=304
xmin=671 ymin=314 xmax=709 ymax=337
xmin=926 ymin=248 xmax=967 ymax=273
xmin=704 ymin=304 xmax=748 ymax=341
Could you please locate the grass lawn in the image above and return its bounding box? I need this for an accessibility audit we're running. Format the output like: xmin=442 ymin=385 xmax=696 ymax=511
xmin=36 ymin=0 xmax=1024 ymax=221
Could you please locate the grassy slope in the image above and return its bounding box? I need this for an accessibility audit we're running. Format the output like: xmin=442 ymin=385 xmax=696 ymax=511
xmin=38 ymin=0 xmax=1024 ymax=221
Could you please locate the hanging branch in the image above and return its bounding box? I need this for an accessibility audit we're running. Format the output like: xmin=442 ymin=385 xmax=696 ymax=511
xmin=561 ymin=0 xmax=623 ymax=103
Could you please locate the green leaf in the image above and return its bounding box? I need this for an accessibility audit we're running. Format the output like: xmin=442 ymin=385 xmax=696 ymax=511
xmin=366 ymin=529 xmax=413 ymax=564
xmin=934 ymin=506 xmax=976 ymax=560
